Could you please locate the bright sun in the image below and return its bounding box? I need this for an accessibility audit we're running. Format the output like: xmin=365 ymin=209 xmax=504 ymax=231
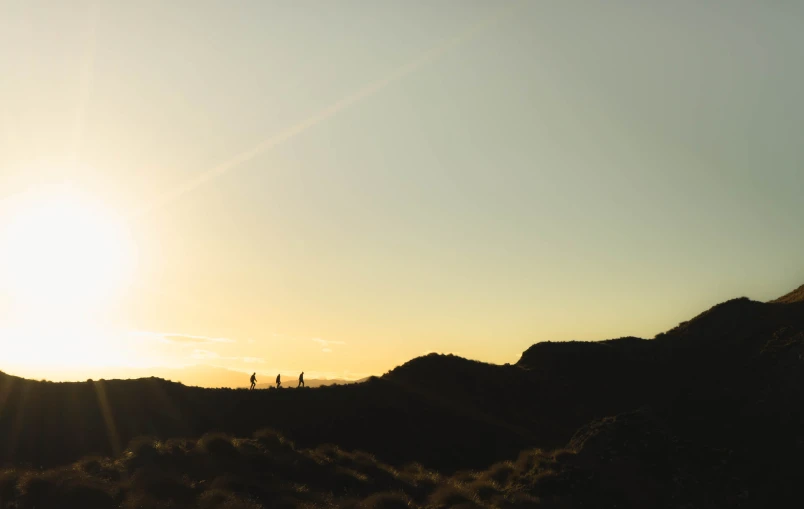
xmin=0 ymin=190 xmax=136 ymax=317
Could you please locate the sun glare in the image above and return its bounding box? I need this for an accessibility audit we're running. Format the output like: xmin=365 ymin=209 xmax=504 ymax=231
xmin=0 ymin=190 xmax=136 ymax=317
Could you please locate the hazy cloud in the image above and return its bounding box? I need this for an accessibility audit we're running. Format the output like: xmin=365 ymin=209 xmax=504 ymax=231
xmin=165 ymin=334 xmax=235 ymax=344
xmin=311 ymin=338 xmax=344 ymax=353
xmin=191 ymin=349 xmax=220 ymax=360
xmin=311 ymin=338 xmax=345 ymax=346
xmin=129 ymin=331 xmax=236 ymax=344
xmin=190 ymin=349 xmax=265 ymax=364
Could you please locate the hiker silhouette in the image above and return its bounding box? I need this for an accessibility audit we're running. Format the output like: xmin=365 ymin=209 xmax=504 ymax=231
xmin=276 ymin=374 xmax=281 ymax=388
xmin=249 ymin=372 xmax=257 ymax=390
xmin=298 ymin=371 xmax=304 ymax=388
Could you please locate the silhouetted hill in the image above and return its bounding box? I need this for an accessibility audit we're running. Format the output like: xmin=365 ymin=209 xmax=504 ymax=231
xmin=0 ymin=370 xmax=533 ymax=473
xmin=1 ymin=282 xmax=803 ymax=507
xmin=771 ymin=282 xmax=804 ymax=303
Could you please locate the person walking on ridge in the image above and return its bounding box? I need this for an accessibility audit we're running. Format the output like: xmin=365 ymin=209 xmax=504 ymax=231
xmin=276 ymin=373 xmax=281 ymax=388
xmin=298 ymin=371 xmax=304 ymax=388
xmin=249 ymin=372 xmax=257 ymax=390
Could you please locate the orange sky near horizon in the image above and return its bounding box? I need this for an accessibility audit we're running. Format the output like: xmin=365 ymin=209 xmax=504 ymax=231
xmin=2 ymin=1 xmax=804 ymax=384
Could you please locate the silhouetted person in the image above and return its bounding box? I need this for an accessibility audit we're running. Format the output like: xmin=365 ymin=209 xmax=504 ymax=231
xmin=276 ymin=373 xmax=281 ymax=388
xmin=298 ymin=371 xmax=304 ymax=388
xmin=249 ymin=372 xmax=257 ymax=390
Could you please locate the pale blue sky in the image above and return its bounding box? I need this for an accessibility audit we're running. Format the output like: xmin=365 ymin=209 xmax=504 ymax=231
xmin=1 ymin=1 xmax=803 ymax=379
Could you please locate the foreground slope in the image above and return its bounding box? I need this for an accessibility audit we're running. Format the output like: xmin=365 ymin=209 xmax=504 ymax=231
xmin=0 ymin=406 xmax=795 ymax=509
xmin=0 ymin=428 xmax=583 ymax=509
xmin=0 ymin=371 xmax=536 ymax=472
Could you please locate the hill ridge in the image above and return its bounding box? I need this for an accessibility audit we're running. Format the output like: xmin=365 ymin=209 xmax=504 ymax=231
xmin=2 ymin=283 xmax=804 ymax=506
xmin=771 ymin=282 xmax=804 ymax=304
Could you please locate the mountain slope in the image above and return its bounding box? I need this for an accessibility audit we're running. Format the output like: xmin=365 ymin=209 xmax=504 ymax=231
xmin=0 ymin=371 xmax=535 ymax=472
xmin=771 ymin=283 xmax=804 ymax=303
xmin=1 ymin=283 xmax=803 ymax=507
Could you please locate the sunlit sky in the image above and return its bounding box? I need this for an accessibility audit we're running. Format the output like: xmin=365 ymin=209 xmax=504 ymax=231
xmin=1 ymin=1 xmax=803 ymax=384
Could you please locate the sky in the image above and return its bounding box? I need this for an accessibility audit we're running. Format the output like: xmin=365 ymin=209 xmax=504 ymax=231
xmin=1 ymin=0 xmax=803 ymax=384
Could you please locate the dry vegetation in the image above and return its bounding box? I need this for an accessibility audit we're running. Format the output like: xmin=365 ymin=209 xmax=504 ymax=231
xmin=0 ymin=429 xmax=581 ymax=509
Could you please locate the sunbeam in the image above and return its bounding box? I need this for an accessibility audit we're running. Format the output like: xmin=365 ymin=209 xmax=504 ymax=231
xmin=93 ymin=380 xmax=122 ymax=458
xmin=130 ymin=3 xmax=522 ymax=220
xmin=68 ymin=1 xmax=100 ymax=166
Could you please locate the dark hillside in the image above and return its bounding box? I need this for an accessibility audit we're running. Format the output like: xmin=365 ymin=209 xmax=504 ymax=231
xmin=0 ymin=371 xmax=534 ymax=472
xmin=0 ymin=407 xmax=799 ymax=508
xmin=771 ymin=283 xmax=804 ymax=303
xmin=1 ymin=283 xmax=804 ymax=507
xmin=380 ymin=288 xmax=804 ymax=506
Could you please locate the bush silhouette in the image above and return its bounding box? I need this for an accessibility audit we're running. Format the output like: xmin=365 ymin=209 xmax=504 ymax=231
xmin=428 ymin=484 xmax=477 ymax=508
xmin=128 ymin=467 xmax=196 ymax=504
xmin=358 ymin=491 xmax=412 ymax=509
xmin=0 ymin=469 xmax=20 ymax=505
xmin=17 ymin=470 xmax=118 ymax=509
xmin=481 ymin=461 xmax=515 ymax=486
xmin=197 ymin=433 xmax=238 ymax=458
xmin=0 ymin=425 xmax=619 ymax=509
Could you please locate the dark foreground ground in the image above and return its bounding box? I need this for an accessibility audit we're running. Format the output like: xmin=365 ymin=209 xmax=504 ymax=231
xmin=1 ymin=284 xmax=803 ymax=508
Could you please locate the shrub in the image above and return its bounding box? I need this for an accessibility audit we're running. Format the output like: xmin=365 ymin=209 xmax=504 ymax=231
xmin=17 ymin=470 xmax=117 ymax=509
xmin=254 ymin=428 xmax=292 ymax=451
xmin=159 ymin=438 xmax=192 ymax=458
xmin=128 ymin=467 xmax=196 ymax=504
xmin=396 ymin=465 xmax=440 ymax=503
xmin=216 ymin=495 xmax=265 ymax=509
xmin=78 ymin=457 xmax=103 ymax=475
xmin=197 ymin=488 xmax=230 ymax=509
xmin=75 ymin=456 xmax=122 ymax=482
xmin=428 ymin=484 xmax=477 ymax=508
xmin=198 ymin=489 xmax=265 ymax=509
xmin=359 ymin=491 xmax=412 ymax=509
xmin=450 ymin=470 xmax=477 ymax=484
xmin=466 ymin=480 xmax=498 ymax=501
xmin=0 ymin=469 xmax=19 ymax=504
xmin=350 ymin=450 xmax=378 ymax=467
xmin=316 ymin=443 xmax=342 ymax=461
xmin=126 ymin=436 xmax=160 ymax=459
xmin=502 ymin=491 xmax=543 ymax=508
xmin=514 ymin=449 xmax=547 ymax=475
xmin=197 ymin=433 xmax=239 ymax=458
xmin=550 ymin=449 xmax=574 ymax=462
xmin=235 ymin=442 xmax=263 ymax=459
xmin=209 ymin=474 xmax=261 ymax=494
xmin=480 ymin=461 xmax=515 ymax=486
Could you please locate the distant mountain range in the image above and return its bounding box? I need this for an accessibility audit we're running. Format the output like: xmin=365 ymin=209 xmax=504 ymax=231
xmin=124 ymin=365 xmax=370 ymax=389
xmin=12 ymin=364 xmax=370 ymax=389
xmin=254 ymin=378 xmax=368 ymax=390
